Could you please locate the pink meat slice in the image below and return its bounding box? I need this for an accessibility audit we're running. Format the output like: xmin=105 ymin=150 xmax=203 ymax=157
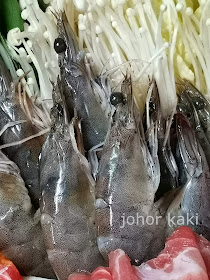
xmin=68 ymin=273 xmax=91 ymax=280
xmin=135 ymin=226 xmax=209 ymax=280
xmin=195 ymin=233 xmax=210 ymax=278
xmin=91 ymin=267 xmax=113 ymax=280
xmin=109 ymin=249 xmax=140 ymax=280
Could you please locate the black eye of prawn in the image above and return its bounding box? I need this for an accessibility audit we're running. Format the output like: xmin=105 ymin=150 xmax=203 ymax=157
xmin=193 ymin=97 xmax=205 ymax=110
xmin=54 ymin=38 xmax=67 ymax=54
xmin=110 ymin=92 xmax=124 ymax=106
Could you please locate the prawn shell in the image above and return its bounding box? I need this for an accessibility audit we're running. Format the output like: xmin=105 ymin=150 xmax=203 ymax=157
xmin=40 ymin=121 xmax=105 ymax=280
xmin=0 ymin=151 xmax=55 ymax=278
xmin=95 ymin=101 xmax=167 ymax=265
xmin=56 ymin=13 xmax=110 ymax=150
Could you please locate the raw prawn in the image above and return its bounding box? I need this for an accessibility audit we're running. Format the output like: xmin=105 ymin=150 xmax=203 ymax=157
xmin=0 ymin=56 xmax=48 ymax=208
xmin=95 ymin=77 xmax=177 ymax=265
xmin=0 ymin=149 xmax=55 ymax=278
xmin=145 ymin=82 xmax=178 ymax=200
xmin=166 ymin=113 xmax=210 ymax=240
xmin=40 ymin=81 xmax=105 ymax=280
xmin=54 ymin=13 xmax=110 ymax=151
xmin=184 ymin=82 xmax=210 ymax=144
xmin=178 ymin=87 xmax=210 ymax=167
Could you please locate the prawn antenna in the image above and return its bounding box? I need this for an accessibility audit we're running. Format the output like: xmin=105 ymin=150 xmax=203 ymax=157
xmin=73 ymin=116 xmax=85 ymax=156
xmin=163 ymin=104 xmax=176 ymax=149
xmin=50 ymin=9 xmax=61 ymax=22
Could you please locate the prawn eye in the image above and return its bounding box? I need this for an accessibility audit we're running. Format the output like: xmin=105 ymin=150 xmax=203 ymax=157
xmin=54 ymin=38 xmax=66 ymax=53
xmin=110 ymin=92 xmax=124 ymax=106
xmin=193 ymin=97 xmax=205 ymax=110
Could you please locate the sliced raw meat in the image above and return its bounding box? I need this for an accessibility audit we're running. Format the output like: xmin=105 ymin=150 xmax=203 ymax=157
xmin=109 ymin=249 xmax=140 ymax=280
xmin=91 ymin=267 xmax=112 ymax=280
xmin=68 ymin=273 xmax=91 ymax=280
xmin=0 ymin=252 xmax=22 ymax=280
xmin=135 ymin=226 xmax=208 ymax=280
xmin=195 ymin=233 xmax=210 ymax=278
